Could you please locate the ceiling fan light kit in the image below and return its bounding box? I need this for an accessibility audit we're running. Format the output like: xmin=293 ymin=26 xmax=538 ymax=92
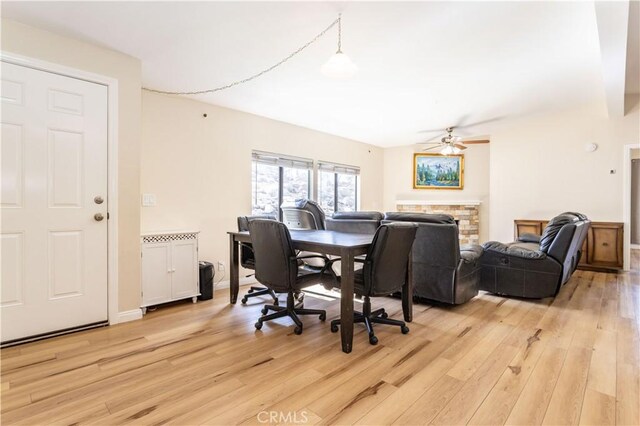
xmin=418 ymin=124 xmax=490 ymax=155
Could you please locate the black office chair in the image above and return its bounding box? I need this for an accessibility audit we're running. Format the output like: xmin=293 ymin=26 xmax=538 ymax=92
xmin=248 ymin=219 xmax=328 ymax=335
xmin=325 ymin=223 xmax=418 ymax=345
xmin=237 ymin=215 xmax=279 ymax=305
xmin=280 ymin=199 xmax=329 ymax=270
xmin=281 ymin=199 xmax=326 ymax=230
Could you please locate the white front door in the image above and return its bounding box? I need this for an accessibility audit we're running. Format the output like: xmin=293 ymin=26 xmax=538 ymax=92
xmin=1 ymin=61 xmax=108 ymax=343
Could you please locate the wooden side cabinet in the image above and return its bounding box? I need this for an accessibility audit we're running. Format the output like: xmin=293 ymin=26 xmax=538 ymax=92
xmin=514 ymin=220 xmax=623 ymax=272
xmin=141 ymin=231 xmax=200 ymax=314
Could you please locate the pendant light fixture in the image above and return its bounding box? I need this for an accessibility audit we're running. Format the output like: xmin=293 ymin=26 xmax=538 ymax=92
xmin=321 ymin=13 xmax=358 ymax=79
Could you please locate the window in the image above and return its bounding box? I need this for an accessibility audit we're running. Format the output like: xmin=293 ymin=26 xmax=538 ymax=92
xmin=318 ymin=162 xmax=360 ymax=215
xmin=251 ymin=151 xmax=312 ymax=218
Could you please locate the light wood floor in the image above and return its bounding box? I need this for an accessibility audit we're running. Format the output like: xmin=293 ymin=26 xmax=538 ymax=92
xmin=1 ymin=252 xmax=638 ymax=425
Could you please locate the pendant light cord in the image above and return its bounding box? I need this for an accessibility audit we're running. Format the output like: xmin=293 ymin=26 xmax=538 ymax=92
xmin=337 ymin=13 xmax=342 ymax=53
xmin=143 ymin=15 xmax=341 ymax=96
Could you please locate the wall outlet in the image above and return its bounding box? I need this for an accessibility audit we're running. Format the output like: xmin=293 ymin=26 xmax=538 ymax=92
xmin=217 ymin=261 xmax=225 ymax=271
xmin=142 ymin=193 xmax=156 ymax=206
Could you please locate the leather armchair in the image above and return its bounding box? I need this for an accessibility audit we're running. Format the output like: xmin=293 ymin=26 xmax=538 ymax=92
xmin=480 ymin=212 xmax=590 ymax=298
xmin=382 ymin=212 xmax=482 ymax=305
xmin=325 ymin=211 xmax=383 ymax=234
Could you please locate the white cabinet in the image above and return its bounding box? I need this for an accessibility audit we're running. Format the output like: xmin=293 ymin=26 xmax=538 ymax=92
xmin=141 ymin=231 xmax=199 ymax=313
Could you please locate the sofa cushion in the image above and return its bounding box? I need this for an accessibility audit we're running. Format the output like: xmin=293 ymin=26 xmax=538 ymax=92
xmin=483 ymin=241 xmax=547 ymax=259
xmin=383 ymin=212 xmax=455 ymax=224
xmin=539 ymin=214 xmax=576 ymax=253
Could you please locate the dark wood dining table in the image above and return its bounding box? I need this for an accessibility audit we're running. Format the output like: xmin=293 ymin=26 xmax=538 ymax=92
xmin=228 ymin=229 xmax=413 ymax=353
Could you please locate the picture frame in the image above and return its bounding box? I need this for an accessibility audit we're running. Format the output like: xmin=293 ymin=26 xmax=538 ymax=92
xmin=413 ymin=153 xmax=464 ymax=190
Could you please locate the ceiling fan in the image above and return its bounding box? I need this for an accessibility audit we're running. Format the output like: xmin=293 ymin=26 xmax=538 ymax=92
xmin=418 ymin=126 xmax=490 ymax=155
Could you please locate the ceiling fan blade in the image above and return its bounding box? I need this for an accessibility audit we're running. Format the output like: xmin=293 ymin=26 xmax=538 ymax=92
xmin=461 ymin=139 xmax=490 ymax=144
xmin=453 ymin=144 xmax=468 ymax=150
xmin=421 ymin=145 xmax=443 ymax=152
xmin=420 ymin=133 xmax=446 ymax=143
xmin=456 ymin=116 xmax=506 ymax=129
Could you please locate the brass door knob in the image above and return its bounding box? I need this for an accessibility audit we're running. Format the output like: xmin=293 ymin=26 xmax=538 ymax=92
xmin=94 ymin=213 xmax=104 ymax=221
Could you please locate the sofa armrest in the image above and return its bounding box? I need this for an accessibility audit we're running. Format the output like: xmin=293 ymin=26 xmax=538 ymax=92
xmin=460 ymin=244 xmax=483 ymax=263
xmin=482 ymin=241 xmax=547 ymax=260
xmin=517 ymin=233 xmax=541 ymax=244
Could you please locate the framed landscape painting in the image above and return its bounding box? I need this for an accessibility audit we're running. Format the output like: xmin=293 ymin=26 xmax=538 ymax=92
xmin=413 ymin=153 xmax=464 ymax=189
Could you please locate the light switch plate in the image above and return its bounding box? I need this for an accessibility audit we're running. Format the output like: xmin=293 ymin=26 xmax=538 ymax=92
xmin=142 ymin=193 xmax=156 ymax=206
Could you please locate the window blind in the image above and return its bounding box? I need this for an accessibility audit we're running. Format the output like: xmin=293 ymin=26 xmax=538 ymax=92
xmin=252 ymin=150 xmax=313 ymax=170
xmin=317 ymin=161 xmax=360 ymax=175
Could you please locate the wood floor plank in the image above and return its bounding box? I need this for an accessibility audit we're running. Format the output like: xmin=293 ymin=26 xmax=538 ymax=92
xmin=542 ymin=346 xmax=592 ymax=425
xmin=1 ymin=255 xmax=638 ymax=426
xmin=580 ymin=389 xmax=616 ymax=425
xmin=505 ymin=344 xmax=567 ymax=425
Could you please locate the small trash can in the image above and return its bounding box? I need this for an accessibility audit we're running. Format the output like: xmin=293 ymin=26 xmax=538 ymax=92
xmin=198 ymin=261 xmax=215 ymax=300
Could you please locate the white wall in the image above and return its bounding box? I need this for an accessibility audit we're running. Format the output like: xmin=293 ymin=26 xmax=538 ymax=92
xmin=141 ymin=91 xmax=384 ymax=278
xmin=1 ymin=19 xmax=143 ymax=312
xmin=383 ymin=145 xmax=490 ymax=242
xmin=382 ymin=100 xmax=640 ymax=245
xmin=488 ymin=100 xmax=640 ymax=243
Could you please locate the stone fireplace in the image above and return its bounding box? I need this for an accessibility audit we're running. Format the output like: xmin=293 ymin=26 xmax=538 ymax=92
xmin=396 ymin=200 xmax=481 ymax=245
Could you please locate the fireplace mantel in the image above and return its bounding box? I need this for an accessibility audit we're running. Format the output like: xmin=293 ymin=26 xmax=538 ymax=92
xmin=395 ymin=200 xmax=481 ymax=206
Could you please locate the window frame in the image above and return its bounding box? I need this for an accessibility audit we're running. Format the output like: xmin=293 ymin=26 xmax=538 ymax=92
xmin=317 ymin=161 xmax=360 ymax=215
xmin=251 ymin=151 xmax=360 ymax=218
xmin=251 ymin=151 xmax=313 ymax=220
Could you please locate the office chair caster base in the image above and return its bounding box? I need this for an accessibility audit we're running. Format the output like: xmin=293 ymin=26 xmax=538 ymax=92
xmin=241 ymin=297 xmax=248 ymax=305
xmin=401 ymin=325 xmax=410 ymax=334
xmin=256 ymin=292 xmax=326 ymax=336
xmin=369 ymin=334 xmax=378 ymax=345
xmin=380 ymin=312 xmax=389 ymax=319
xmin=330 ymin=322 xmax=339 ymax=333
xmin=255 ymin=321 xmax=263 ymax=330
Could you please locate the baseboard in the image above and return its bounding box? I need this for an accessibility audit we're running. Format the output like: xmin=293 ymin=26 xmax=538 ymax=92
xmin=114 ymin=309 xmax=143 ymax=324
xmin=631 ymin=244 xmax=640 ymax=250
xmin=215 ymin=277 xmax=257 ymax=290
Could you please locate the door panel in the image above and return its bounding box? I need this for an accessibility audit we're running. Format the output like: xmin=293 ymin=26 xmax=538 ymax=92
xmin=1 ymin=61 xmax=108 ymax=343
xmin=48 ymin=231 xmax=84 ymax=299
xmin=171 ymin=240 xmax=198 ymax=299
xmin=0 ymin=233 xmax=24 ymax=307
xmin=0 ymin=123 xmax=23 ymax=208
xmin=48 ymin=129 xmax=84 ymax=207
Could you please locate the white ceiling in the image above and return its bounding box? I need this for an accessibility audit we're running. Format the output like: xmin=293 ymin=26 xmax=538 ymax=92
xmin=1 ymin=1 xmax=624 ymax=146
